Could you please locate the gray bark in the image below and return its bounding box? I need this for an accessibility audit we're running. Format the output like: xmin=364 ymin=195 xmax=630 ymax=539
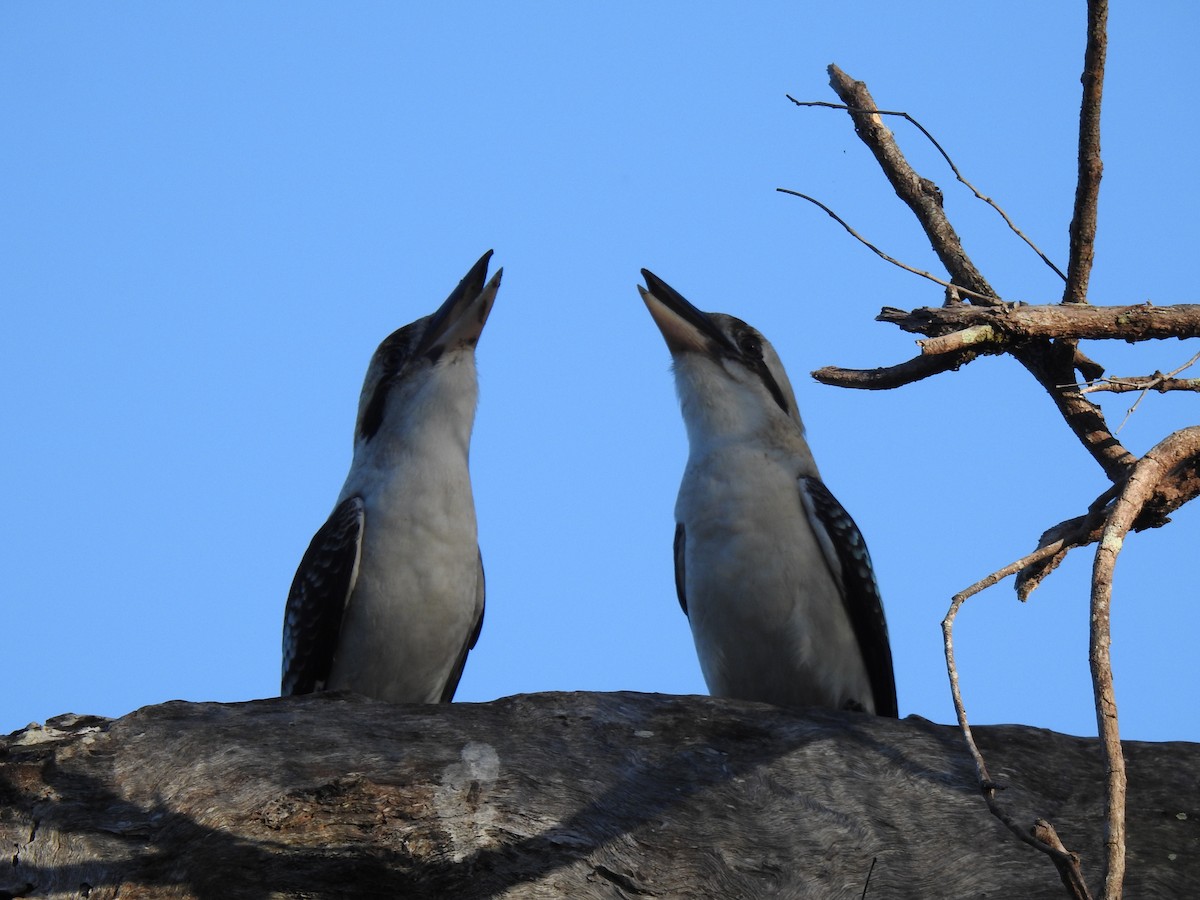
xmin=1 ymin=691 xmax=1195 ymax=899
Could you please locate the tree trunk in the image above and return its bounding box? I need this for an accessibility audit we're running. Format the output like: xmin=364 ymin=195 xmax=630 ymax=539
xmin=2 ymin=691 xmax=1195 ymax=899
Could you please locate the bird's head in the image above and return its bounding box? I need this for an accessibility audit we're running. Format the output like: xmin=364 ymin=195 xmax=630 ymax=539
xmin=355 ymin=250 xmax=502 ymax=446
xmin=638 ymin=269 xmax=804 ymax=446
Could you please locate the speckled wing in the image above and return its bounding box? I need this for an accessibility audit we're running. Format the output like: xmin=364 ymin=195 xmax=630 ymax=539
xmin=281 ymin=495 xmax=365 ymax=696
xmin=799 ymin=476 xmax=898 ymax=717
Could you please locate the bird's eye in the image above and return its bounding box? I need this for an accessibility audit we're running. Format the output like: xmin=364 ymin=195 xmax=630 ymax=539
xmin=739 ymin=335 xmax=763 ymax=359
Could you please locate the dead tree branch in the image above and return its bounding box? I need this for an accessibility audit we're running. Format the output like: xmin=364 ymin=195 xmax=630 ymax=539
xmin=826 ymin=65 xmax=997 ymax=302
xmin=822 ymin=64 xmax=1135 ymax=482
xmin=1089 ymin=425 xmax=1200 ymax=898
xmin=812 ymin=349 xmax=982 ymax=390
xmin=776 ymin=188 xmax=995 ymax=301
xmin=1078 ymin=349 xmax=1200 ymax=396
xmin=1034 ymin=820 xmax=1095 ymax=900
xmin=943 ymin=550 xmax=1096 ymax=900
xmin=1016 ymin=447 xmax=1200 ymax=600
xmin=1082 ymin=376 xmax=1200 ymax=395
xmin=803 ymin=9 xmax=1181 ymax=893
xmin=1064 ymin=0 xmax=1109 ymax=305
xmin=878 ymin=303 xmax=1200 ymax=344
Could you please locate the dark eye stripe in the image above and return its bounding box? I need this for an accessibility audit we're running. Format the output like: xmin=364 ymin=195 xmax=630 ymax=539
xmin=359 ymin=380 xmax=389 ymax=441
xmin=753 ymin=360 xmax=790 ymax=414
xmin=725 ymin=323 xmax=788 ymax=414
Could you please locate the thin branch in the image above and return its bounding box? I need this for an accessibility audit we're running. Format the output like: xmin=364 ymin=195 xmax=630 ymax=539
xmin=824 ymin=64 xmax=1135 ymax=482
xmin=1083 ymin=351 xmax=1200 ymax=433
xmin=826 ymin=65 xmax=998 ymax=303
xmin=1064 ymin=0 xmax=1109 ymax=305
xmin=787 ymin=95 xmax=1067 ymax=282
xmin=1081 ymin=377 xmax=1200 ymax=396
xmin=776 ymin=189 xmax=995 ymax=301
xmin=811 ymin=348 xmax=982 ymax=390
xmin=1090 ymin=425 xmax=1200 ymax=900
xmin=1017 ymin=453 xmax=1200 ymax=599
xmin=1034 ymin=819 xmax=1095 ymax=900
xmin=1016 ymin=492 xmax=1117 ymax=601
xmin=943 ymin=547 xmax=1094 ymax=900
xmin=1077 ymin=350 xmax=1200 ymax=399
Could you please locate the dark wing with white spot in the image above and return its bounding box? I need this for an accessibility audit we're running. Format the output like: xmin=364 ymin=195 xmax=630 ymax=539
xmin=674 ymin=522 xmax=688 ymax=616
xmin=281 ymin=495 xmax=365 ymax=696
xmin=439 ymin=549 xmax=486 ymax=703
xmin=799 ymin=476 xmax=898 ymax=717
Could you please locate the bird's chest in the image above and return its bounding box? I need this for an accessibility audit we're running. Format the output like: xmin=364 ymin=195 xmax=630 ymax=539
xmin=674 ymin=451 xmax=867 ymax=707
xmin=676 ymin=450 xmax=830 ymax=626
xmin=328 ymin=452 xmax=482 ymax=702
xmin=679 ymin=450 xmax=808 ymax=564
xmin=356 ymin=462 xmax=479 ymax=597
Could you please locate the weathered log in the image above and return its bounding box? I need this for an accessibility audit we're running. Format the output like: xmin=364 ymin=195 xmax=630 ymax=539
xmin=1 ymin=691 xmax=1195 ymax=899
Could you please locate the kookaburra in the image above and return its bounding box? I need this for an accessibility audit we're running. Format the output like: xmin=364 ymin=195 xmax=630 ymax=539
xmin=639 ymin=268 xmax=897 ymax=716
xmin=282 ymin=251 xmax=501 ymax=703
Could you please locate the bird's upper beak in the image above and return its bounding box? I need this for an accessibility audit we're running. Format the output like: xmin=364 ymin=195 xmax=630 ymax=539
xmin=418 ymin=250 xmax=503 ymax=357
xmin=638 ymin=269 xmax=732 ymax=355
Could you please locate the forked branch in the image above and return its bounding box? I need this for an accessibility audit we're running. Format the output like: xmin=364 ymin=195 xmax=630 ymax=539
xmin=813 ymin=64 xmax=1135 ymax=482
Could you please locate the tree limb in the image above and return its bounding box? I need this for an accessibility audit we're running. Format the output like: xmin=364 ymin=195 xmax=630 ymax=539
xmin=1090 ymin=425 xmax=1200 ymax=899
xmin=824 ymin=65 xmax=1135 ymax=482
xmin=827 ymin=65 xmax=997 ymax=303
xmin=878 ymin=303 xmax=1200 ymax=344
xmin=1082 ymin=376 xmax=1200 ymax=395
xmin=811 ymin=347 xmax=982 ymax=390
xmin=1064 ymin=0 xmax=1109 ymax=305
xmin=943 ymin=553 xmax=1096 ymax=899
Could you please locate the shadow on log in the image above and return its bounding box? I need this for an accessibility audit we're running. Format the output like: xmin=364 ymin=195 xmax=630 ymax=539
xmin=1 ymin=691 xmax=1196 ymax=899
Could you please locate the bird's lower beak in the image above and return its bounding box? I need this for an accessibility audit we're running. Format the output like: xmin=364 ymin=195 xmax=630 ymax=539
xmin=638 ymin=269 xmax=730 ymax=355
xmin=419 ymin=250 xmax=503 ymax=356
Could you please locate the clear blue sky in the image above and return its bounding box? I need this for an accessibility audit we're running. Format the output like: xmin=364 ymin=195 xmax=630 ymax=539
xmin=4 ymin=4 xmax=1197 ymax=742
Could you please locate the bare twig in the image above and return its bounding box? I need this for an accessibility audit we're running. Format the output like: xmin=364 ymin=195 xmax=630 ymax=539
xmin=1076 ymin=350 xmax=1200 ymax=435
xmin=1090 ymin=426 xmax=1200 ymax=899
xmin=826 ymin=65 xmax=998 ymax=303
xmin=943 ymin=547 xmax=1094 ymax=899
xmin=1081 ymin=376 xmax=1200 ymax=396
xmin=1034 ymin=819 xmax=1095 ymax=900
xmin=1016 ymin=489 xmax=1118 ymax=601
xmin=811 ymin=348 xmax=982 ymax=390
xmin=787 ymin=95 xmax=1067 ymax=282
xmin=1084 ymin=351 xmax=1200 ymax=433
xmin=1017 ymin=455 xmax=1200 ymax=600
xmin=776 ymin=188 xmax=995 ymax=301
xmin=824 ymin=64 xmax=1135 ymax=482
xmin=1064 ymin=0 xmax=1109 ymax=305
